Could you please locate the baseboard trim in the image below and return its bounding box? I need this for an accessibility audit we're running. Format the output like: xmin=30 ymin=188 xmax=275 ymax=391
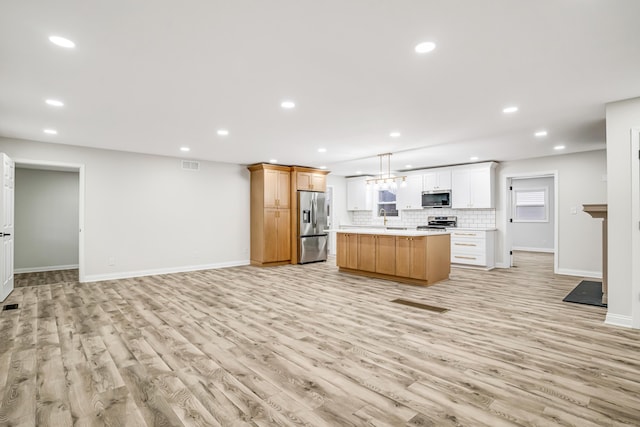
xmin=15 ymin=264 xmax=79 ymax=274
xmin=605 ymin=313 xmax=633 ymax=328
xmin=83 ymin=260 xmax=250 ymax=283
xmin=555 ymin=268 xmax=602 ymax=279
xmin=511 ymin=247 xmax=555 ymax=253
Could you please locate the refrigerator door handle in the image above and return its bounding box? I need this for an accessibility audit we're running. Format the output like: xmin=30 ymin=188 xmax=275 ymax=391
xmin=312 ymin=196 xmax=317 ymax=229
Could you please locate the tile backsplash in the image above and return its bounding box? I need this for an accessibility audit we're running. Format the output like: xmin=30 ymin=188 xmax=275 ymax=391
xmin=350 ymin=208 xmax=496 ymax=229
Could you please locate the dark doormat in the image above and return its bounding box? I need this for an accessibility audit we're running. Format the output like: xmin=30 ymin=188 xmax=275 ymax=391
xmin=563 ymin=280 xmax=607 ymax=307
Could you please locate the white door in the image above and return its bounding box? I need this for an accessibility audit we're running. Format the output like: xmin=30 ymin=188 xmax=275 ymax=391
xmin=0 ymin=153 xmax=15 ymax=302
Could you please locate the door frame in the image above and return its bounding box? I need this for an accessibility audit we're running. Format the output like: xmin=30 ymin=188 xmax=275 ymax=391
xmin=503 ymin=170 xmax=558 ymax=272
xmin=14 ymin=158 xmax=86 ymax=282
xmin=630 ymin=128 xmax=640 ymax=329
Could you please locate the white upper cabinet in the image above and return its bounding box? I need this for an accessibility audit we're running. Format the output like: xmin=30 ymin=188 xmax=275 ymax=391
xmin=347 ymin=176 xmax=372 ymax=211
xmin=451 ymin=162 xmax=497 ymax=209
xmin=396 ymin=174 xmax=423 ymax=210
xmin=423 ymin=168 xmax=452 ymax=191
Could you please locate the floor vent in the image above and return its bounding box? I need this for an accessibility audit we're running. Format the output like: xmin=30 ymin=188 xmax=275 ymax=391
xmin=3 ymin=304 xmax=19 ymax=311
xmin=181 ymin=160 xmax=200 ymax=171
xmin=391 ymin=299 xmax=448 ymax=313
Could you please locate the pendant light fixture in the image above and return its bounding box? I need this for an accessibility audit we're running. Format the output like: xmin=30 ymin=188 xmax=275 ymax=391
xmin=366 ymin=153 xmax=407 ymax=188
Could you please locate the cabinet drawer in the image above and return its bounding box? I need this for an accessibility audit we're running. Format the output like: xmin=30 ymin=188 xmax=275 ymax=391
xmin=451 ymin=240 xmax=485 ymax=255
xmin=450 ymin=230 xmax=486 ymax=240
xmin=452 ymin=253 xmax=486 ymax=266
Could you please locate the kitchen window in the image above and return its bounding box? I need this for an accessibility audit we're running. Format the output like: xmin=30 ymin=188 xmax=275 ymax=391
xmin=377 ymin=187 xmax=398 ymax=217
xmin=513 ymin=187 xmax=548 ymax=222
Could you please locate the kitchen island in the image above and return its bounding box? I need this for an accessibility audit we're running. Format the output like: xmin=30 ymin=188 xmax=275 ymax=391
xmin=336 ymin=229 xmax=450 ymax=286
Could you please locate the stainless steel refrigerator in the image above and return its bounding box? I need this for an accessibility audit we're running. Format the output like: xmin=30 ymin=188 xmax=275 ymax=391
xmin=298 ymin=191 xmax=328 ymax=264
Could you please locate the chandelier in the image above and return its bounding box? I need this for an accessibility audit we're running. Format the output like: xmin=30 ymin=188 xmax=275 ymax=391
xmin=366 ymin=153 xmax=407 ymax=189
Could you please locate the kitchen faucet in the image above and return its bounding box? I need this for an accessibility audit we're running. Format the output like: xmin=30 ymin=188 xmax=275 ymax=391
xmin=379 ymin=208 xmax=387 ymax=226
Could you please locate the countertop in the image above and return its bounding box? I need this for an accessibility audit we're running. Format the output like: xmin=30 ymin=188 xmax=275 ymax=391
xmin=335 ymin=225 xmax=497 ymax=232
xmin=451 ymin=227 xmax=497 ymax=232
xmin=329 ymin=228 xmax=450 ymax=237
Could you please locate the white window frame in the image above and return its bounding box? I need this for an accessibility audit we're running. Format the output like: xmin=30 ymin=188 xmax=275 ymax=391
xmin=512 ymin=186 xmax=549 ymax=223
xmin=375 ymin=186 xmax=400 ymax=218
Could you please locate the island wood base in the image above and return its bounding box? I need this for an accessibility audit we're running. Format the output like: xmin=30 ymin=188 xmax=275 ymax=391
xmin=338 ymin=267 xmax=448 ymax=286
xmin=336 ymin=232 xmax=450 ymax=286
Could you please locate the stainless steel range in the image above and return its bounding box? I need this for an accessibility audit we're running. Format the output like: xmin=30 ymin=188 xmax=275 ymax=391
xmin=417 ymin=215 xmax=457 ymax=230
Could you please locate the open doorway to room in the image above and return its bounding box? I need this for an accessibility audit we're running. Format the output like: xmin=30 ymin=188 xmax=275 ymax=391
xmin=14 ymin=160 xmax=85 ymax=285
xmin=505 ymin=173 xmax=558 ymax=271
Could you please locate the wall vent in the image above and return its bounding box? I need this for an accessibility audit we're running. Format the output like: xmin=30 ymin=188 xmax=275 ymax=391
xmin=181 ymin=160 xmax=200 ymax=171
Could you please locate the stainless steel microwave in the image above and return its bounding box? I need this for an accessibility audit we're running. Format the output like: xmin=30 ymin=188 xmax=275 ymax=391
xmin=422 ymin=190 xmax=452 ymax=208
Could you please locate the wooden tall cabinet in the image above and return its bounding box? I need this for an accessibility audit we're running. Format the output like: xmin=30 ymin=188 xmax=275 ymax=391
xmin=249 ymin=164 xmax=292 ymax=266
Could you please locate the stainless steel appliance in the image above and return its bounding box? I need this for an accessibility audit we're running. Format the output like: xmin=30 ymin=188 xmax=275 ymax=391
xmin=417 ymin=215 xmax=457 ymax=230
xmin=421 ymin=190 xmax=452 ymax=208
xmin=298 ymin=191 xmax=328 ymax=264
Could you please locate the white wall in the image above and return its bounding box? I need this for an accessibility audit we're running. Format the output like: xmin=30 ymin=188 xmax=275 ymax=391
xmin=605 ymin=96 xmax=640 ymax=328
xmin=497 ymin=150 xmax=606 ymax=277
xmin=15 ymin=168 xmax=79 ymax=272
xmin=0 ymin=137 xmax=250 ymax=281
xmin=510 ymin=176 xmax=555 ymax=252
xmin=327 ymin=174 xmax=348 ymax=255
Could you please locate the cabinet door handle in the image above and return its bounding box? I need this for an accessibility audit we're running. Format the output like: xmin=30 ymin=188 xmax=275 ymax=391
xmin=454 ymin=233 xmax=477 ymax=236
xmin=455 ymin=255 xmax=477 ymax=260
xmin=455 ymin=243 xmax=477 ymax=247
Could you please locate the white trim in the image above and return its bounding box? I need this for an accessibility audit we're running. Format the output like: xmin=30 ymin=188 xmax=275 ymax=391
xmin=0 ymin=285 xmax=11 ymax=302
xmin=503 ymin=171 xmax=558 ymax=273
xmin=511 ymin=246 xmax=554 ymax=253
xmin=630 ymin=128 xmax=640 ymax=329
xmin=83 ymin=259 xmax=250 ymax=283
xmin=13 ymin=158 xmax=86 ymax=282
xmin=15 ymin=264 xmax=79 ymax=274
xmin=555 ymin=268 xmax=602 ymax=279
xmin=605 ymin=313 xmax=633 ymax=328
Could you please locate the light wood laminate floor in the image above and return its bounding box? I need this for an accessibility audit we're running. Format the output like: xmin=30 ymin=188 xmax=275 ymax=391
xmin=14 ymin=269 xmax=79 ymax=288
xmin=1 ymin=252 xmax=639 ymax=426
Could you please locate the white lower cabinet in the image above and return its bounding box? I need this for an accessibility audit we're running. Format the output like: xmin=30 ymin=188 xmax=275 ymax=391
xmin=449 ymin=229 xmax=495 ymax=269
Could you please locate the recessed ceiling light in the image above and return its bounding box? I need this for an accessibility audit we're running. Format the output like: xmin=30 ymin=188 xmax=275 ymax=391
xmin=43 ymin=128 xmax=57 ymax=135
xmin=389 ymin=132 xmax=401 ymax=138
xmin=217 ymin=129 xmax=229 ymax=136
xmin=318 ymin=148 xmax=327 ymax=153
xmin=535 ymin=130 xmax=548 ymax=137
xmin=554 ymin=145 xmax=565 ymax=150
xmin=281 ymin=101 xmax=295 ymax=109
xmin=319 ymin=166 xmax=327 ymax=170
xmin=356 ymin=171 xmax=363 ymax=175
xmin=45 ymin=99 xmax=64 ymax=107
xmin=269 ymin=159 xmax=278 ymax=163
xmin=470 ymin=156 xmax=479 ymax=161
xmin=415 ymin=42 xmax=436 ymax=54
xmin=502 ymin=106 xmax=518 ymax=114
xmin=180 ymin=147 xmax=190 ymax=152
xmin=49 ymin=36 xmax=75 ymax=48
xmin=405 ymin=164 xmax=412 ymax=169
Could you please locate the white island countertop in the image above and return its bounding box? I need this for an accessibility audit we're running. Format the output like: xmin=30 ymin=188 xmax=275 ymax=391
xmin=328 ymin=228 xmax=450 ymax=237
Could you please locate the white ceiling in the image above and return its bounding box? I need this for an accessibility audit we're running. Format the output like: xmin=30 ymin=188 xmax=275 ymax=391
xmin=1 ymin=1 xmax=639 ymax=176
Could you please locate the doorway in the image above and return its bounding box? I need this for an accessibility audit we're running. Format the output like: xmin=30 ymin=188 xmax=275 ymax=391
xmin=325 ymin=185 xmax=334 ymax=255
xmin=14 ymin=159 xmax=85 ymax=282
xmin=504 ymin=172 xmax=558 ymax=271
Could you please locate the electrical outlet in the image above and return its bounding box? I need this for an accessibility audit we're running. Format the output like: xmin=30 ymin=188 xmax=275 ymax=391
xmin=108 ymin=256 xmax=115 ymax=266
xmin=570 ymin=206 xmax=578 ymax=215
